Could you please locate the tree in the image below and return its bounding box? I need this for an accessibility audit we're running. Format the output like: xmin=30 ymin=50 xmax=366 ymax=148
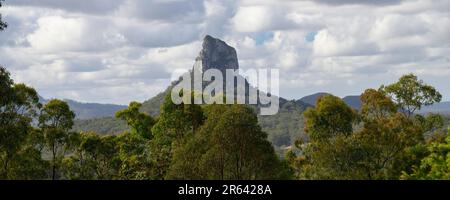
xmin=402 ymin=127 xmax=450 ymax=180
xmin=167 ymin=104 xmax=287 ymax=180
xmin=0 ymin=0 xmax=7 ymax=31
xmin=360 ymin=88 xmax=397 ymax=121
xmin=0 ymin=67 xmax=14 ymax=107
xmin=150 ymin=92 xmax=204 ymax=179
xmin=116 ymin=101 xmax=155 ymax=139
xmin=62 ymin=132 xmax=120 ymax=180
xmin=293 ymin=95 xmax=360 ymax=179
xmin=39 ymin=99 xmax=75 ymax=180
xmin=304 ymin=95 xmax=358 ymax=140
xmin=297 ymin=89 xmax=426 ymax=179
xmin=381 ymin=74 xmax=442 ymax=117
xmin=115 ymin=131 xmax=153 ymax=180
xmin=1 ymin=67 xmax=45 ymax=179
xmin=353 ymin=89 xmax=425 ymax=179
xmin=166 ymin=104 xmax=227 ymax=179
xmin=352 ymin=114 xmax=423 ymax=179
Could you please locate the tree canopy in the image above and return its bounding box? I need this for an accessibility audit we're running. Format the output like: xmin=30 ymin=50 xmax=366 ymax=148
xmin=0 ymin=0 xmax=6 ymax=31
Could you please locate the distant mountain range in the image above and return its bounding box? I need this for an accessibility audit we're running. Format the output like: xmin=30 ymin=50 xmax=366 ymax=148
xmin=60 ymin=36 xmax=449 ymax=153
xmin=39 ymin=96 xmax=127 ymax=120
xmin=295 ymin=92 xmax=450 ymax=114
xmin=297 ymin=92 xmax=362 ymax=109
xmin=419 ymin=101 xmax=450 ymax=115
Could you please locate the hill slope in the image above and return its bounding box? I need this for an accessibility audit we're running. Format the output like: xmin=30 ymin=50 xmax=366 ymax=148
xmin=40 ymin=96 xmax=127 ymax=120
xmin=298 ymin=92 xmax=331 ymax=106
xmin=342 ymin=95 xmax=362 ymax=109
xmin=73 ymin=36 xmax=312 ymax=151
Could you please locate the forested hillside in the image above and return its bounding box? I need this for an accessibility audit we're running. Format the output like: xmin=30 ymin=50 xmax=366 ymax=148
xmin=40 ymin=96 xmax=127 ymax=120
xmin=2 ymin=7 xmax=450 ymax=180
xmin=3 ymin=65 xmax=450 ymax=180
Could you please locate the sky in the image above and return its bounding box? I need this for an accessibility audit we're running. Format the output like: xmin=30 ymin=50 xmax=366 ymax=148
xmin=0 ymin=0 xmax=449 ymax=105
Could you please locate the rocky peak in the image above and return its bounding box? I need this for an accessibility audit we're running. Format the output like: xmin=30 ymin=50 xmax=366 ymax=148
xmin=193 ymin=35 xmax=239 ymax=73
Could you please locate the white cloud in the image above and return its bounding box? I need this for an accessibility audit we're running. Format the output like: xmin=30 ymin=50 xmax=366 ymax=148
xmin=313 ymin=29 xmax=379 ymax=57
xmin=1 ymin=0 xmax=449 ymax=103
xmin=232 ymin=6 xmax=273 ymax=32
xmin=27 ymin=16 xmax=126 ymax=53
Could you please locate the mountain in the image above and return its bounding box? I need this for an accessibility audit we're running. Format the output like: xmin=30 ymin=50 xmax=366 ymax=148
xmin=39 ymin=96 xmax=127 ymax=120
xmin=194 ymin=35 xmax=239 ymax=73
xmin=72 ymin=117 xmax=127 ymax=135
xmin=419 ymin=101 xmax=450 ymax=115
xmin=71 ymin=35 xmax=450 ymax=153
xmin=342 ymin=95 xmax=362 ymax=109
xmin=297 ymin=92 xmax=450 ymax=114
xmin=64 ymin=99 xmax=127 ymax=120
xmin=74 ymin=35 xmax=311 ymax=153
xmin=298 ymin=92 xmax=331 ymax=106
xmin=297 ymin=93 xmax=362 ymax=110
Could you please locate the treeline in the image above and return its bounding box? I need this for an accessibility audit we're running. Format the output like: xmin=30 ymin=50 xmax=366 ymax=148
xmin=0 ymin=67 xmax=290 ymax=180
xmin=287 ymin=74 xmax=450 ymax=179
xmin=2 ymin=64 xmax=449 ymax=180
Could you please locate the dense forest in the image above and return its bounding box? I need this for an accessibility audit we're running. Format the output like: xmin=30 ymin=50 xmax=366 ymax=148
xmin=1 ymin=64 xmax=449 ymax=179
xmin=1 ymin=1 xmax=450 ymax=180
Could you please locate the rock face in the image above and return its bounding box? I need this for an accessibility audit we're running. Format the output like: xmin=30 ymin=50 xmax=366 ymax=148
xmin=75 ymin=35 xmax=310 ymax=151
xmin=193 ymin=35 xmax=239 ymax=73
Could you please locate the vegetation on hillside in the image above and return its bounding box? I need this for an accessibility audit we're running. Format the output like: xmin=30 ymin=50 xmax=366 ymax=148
xmin=2 ymin=64 xmax=449 ymax=180
xmin=1 ymin=7 xmax=449 ymax=179
xmin=287 ymin=74 xmax=448 ymax=179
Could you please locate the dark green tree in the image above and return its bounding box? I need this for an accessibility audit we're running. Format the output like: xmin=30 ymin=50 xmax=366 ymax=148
xmin=116 ymin=101 xmax=155 ymax=139
xmin=62 ymin=132 xmax=120 ymax=180
xmin=381 ymin=74 xmax=442 ymax=117
xmin=402 ymin=126 xmax=450 ymax=179
xmin=115 ymin=131 xmax=153 ymax=180
xmin=168 ymin=104 xmax=287 ymax=180
xmin=303 ymin=95 xmax=358 ymax=140
xmin=39 ymin=99 xmax=75 ymax=180
xmin=296 ymin=76 xmax=443 ymax=179
xmin=0 ymin=0 xmax=7 ymax=31
xmin=1 ymin=67 xmax=45 ymax=179
xmin=150 ymin=92 xmax=204 ymax=179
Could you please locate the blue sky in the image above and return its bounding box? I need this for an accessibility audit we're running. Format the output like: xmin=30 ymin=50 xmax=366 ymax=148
xmin=0 ymin=0 xmax=449 ymax=104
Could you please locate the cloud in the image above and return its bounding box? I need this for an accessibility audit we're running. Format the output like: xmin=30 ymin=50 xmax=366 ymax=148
xmin=116 ymin=0 xmax=205 ymax=23
xmin=313 ymin=29 xmax=379 ymax=57
xmin=232 ymin=6 xmax=273 ymax=32
xmin=8 ymin=0 xmax=124 ymax=15
xmin=303 ymin=0 xmax=403 ymax=6
xmin=232 ymin=4 xmax=298 ymax=33
xmin=117 ymin=20 xmax=201 ymax=48
xmin=26 ymin=15 xmax=127 ymax=53
xmin=1 ymin=0 xmax=449 ymax=103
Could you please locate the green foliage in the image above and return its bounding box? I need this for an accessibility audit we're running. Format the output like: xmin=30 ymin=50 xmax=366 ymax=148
xmin=304 ymin=95 xmax=358 ymax=140
xmin=0 ymin=0 xmax=6 ymax=31
xmin=381 ymin=73 xmax=442 ymax=117
xmin=140 ymin=87 xmax=169 ymax=116
xmin=38 ymin=99 xmax=76 ymax=180
xmin=72 ymin=117 xmax=128 ymax=135
xmin=115 ymin=132 xmax=153 ymax=179
xmin=116 ymin=101 xmax=155 ymax=139
xmin=150 ymin=92 xmax=204 ymax=179
xmin=168 ymin=104 xmax=288 ymax=180
xmin=61 ymin=131 xmax=154 ymax=180
xmin=0 ymin=67 xmax=47 ymax=179
xmin=402 ymin=128 xmax=450 ymax=180
xmin=61 ymin=132 xmax=120 ymax=179
xmin=296 ymin=76 xmax=444 ymax=180
xmin=258 ymin=101 xmax=307 ymax=151
xmin=2 ymin=65 xmax=449 ymax=180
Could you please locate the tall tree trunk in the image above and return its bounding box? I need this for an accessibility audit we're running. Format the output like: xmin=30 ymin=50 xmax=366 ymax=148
xmin=52 ymin=142 xmax=56 ymax=180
